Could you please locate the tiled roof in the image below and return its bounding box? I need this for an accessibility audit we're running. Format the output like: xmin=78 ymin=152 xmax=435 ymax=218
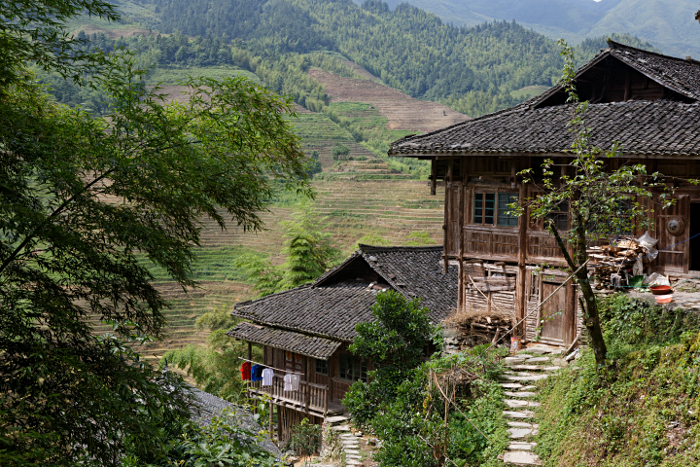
xmin=231 ymin=246 xmax=458 ymax=342
xmin=232 ymin=282 xmax=380 ymax=342
xmin=389 ymin=41 xmax=700 ymax=159
xmin=188 ymin=387 xmax=281 ymax=456
xmin=226 ymin=322 xmax=343 ymax=359
xmin=388 ymin=100 xmax=700 ymax=157
xmin=356 ymin=245 xmax=458 ymax=322
xmin=607 ymin=41 xmax=700 ymax=101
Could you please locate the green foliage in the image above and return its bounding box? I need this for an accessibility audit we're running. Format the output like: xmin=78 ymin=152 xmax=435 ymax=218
xmin=599 ymin=294 xmax=700 ymax=347
xmin=346 ymin=342 xmax=509 ymax=467
xmin=235 ymin=206 xmax=340 ymax=297
xmin=404 ymin=231 xmax=436 ymax=246
xmin=289 ymin=418 xmax=322 ymax=458
xmin=343 ymin=291 xmax=439 ymax=426
xmin=331 ymin=142 xmax=351 ymax=160
xmin=124 ymin=407 xmax=283 ymax=467
xmin=536 ymin=297 xmax=700 ymax=466
xmin=163 ymin=309 xmax=257 ymax=401
xmin=0 ymin=6 xmax=310 ymax=464
xmin=0 ymin=0 xmax=117 ymax=87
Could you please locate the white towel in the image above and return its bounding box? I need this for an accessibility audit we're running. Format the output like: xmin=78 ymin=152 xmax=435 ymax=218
xmin=262 ymin=368 xmax=274 ymax=387
xmin=291 ymin=374 xmax=300 ymax=391
xmin=284 ymin=373 xmax=293 ymax=391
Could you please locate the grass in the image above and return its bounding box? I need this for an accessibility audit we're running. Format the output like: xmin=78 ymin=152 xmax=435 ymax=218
xmin=147 ymin=66 xmax=261 ymax=85
xmin=535 ymin=296 xmax=700 ymax=466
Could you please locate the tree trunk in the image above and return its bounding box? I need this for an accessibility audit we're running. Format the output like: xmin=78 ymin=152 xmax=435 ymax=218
xmin=547 ymin=217 xmax=607 ymax=366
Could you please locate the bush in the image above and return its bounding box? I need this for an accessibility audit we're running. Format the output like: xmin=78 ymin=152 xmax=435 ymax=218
xmin=331 ymin=142 xmax=350 ymax=160
xmin=289 ymin=418 xmax=322 ymax=457
xmin=599 ymin=294 xmax=700 ymax=346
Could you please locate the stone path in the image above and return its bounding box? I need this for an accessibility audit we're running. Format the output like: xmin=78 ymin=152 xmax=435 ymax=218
xmin=497 ymin=346 xmax=566 ymax=466
xmin=325 ymin=415 xmax=366 ymax=466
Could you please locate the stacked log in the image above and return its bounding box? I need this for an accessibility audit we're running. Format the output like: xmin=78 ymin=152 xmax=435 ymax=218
xmin=588 ymin=237 xmax=648 ymax=288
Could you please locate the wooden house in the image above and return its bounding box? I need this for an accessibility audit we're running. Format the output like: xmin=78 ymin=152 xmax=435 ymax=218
xmin=388 ymin=41 xmax=700 ymax=347
xmin=227 ymin=245 xmax=457 ymax=441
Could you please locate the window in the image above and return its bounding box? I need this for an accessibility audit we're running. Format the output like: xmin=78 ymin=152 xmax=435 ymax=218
xmin=315 ymin=358 xmax=329 ymax=376
xmin=497 ymin=193 xmax=519 ymax=227
xmin=546 ymin=201 xmax=568 ymax=231
xmin=474 ymin=192 xmax=518 ymax=227
xmin=339 ymin=354 xmax=367 ymax=382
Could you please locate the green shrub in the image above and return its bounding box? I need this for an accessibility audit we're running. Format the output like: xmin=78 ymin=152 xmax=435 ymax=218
xmin=289 ymin=418 xmax=322 ymax=457
xmin=331 ymin=142 xmax=350 ymax=160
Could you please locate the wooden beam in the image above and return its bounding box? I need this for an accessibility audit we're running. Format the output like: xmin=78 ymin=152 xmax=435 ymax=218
xmin=443 ymin=158 xmax=454 ymax=274
xmin=515 ymin=182 xmax=528 ymax=337
xmin=430 ymin=158 xmax=437 ymax=196
xmin=305 ymin=357 xmax=311 ymax=416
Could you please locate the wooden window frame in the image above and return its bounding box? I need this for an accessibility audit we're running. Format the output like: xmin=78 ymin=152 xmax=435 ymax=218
xmin=472 ymin=189 xmax=519 ymax=228
xmin=315 ymin=358 xmax=329 ymax=376
xmin=338 ymin=353 xmax=367 ymax=382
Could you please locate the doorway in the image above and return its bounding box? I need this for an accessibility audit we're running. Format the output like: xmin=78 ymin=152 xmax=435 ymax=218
xmin=690 ymin=203 xmax=700 ymax=271
xmin=539 ymin=281 xmax=574 ymax=346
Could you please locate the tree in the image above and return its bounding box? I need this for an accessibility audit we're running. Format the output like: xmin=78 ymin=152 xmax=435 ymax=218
xmin=235 ymin=206 xmax=340 ymax=297
xmin=1 ymin=36 xmax=310 ymax=467
xmin=0 ymin=0 xmax=118 ymax=87
xmin=343 ymin=290 xmax=438 ymax=426
xmin=516 ymin=41 xmax=673 ymax=367
xmin=331 ymin=142 xmax=350 ymax=160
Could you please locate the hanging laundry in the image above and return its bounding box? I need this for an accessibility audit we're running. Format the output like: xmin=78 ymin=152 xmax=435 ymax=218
xmin=251 ymin=364 xmax=263 ymax=382
xmin=262 ymin=368 xmax=274 ymax=386
xmin=284 ymin=373 xmax=293 ymax=391
xmin=240 ymin=362 xmax=251 ymax=381
xmin=291 ymin=374 xmax=300 ymax=391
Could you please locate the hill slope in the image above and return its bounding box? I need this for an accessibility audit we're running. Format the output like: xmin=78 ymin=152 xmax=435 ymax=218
xmin=378 ymin=0 xmax=700 ymax=57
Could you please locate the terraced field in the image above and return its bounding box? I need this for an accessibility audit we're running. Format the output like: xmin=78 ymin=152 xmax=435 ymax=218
xmin=104 ymin=178 xmax=445 ymax=359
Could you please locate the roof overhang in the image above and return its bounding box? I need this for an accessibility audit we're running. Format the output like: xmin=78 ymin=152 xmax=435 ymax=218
xmin=227 ymin=322 xmax=343 ymax=360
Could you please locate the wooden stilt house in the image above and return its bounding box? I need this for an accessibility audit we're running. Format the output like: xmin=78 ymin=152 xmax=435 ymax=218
xmin=227 ymin=245 xmax=457 ymax=442
xmin=388 ymin=40 xmax=700 ymax=347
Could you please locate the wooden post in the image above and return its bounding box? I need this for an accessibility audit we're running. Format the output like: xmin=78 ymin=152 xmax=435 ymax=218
xmin=269 ymin=400 xmax=274 ymax=438
xmin=305 ymin=357 xmax=311 ymax=416
xmin=457 ymin=180 xmax=466 ymax=313
xmin=430 ymin=158 xmax=437 ymax=196
xmin=515 ymin=181 xmax=528 ymax=338
xmin=443 ymin=158 xmax=454 ymax=273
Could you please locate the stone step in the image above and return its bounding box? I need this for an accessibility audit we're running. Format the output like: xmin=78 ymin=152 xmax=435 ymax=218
xmin=504 ymin=391 xmax=537 ymax=398
xmin=525 ymin=356 xmax=551 ymax=364
xmin=507 ymin=421 xmax=539 ymax=429
xmin=325 ymin=415 xmax=350 ymax=425
xmin=506 ymin=365 xmax=549 ymax=371
xmin=504 ymin=400 xmax=541 ymax=409
xmin=500 ymin=450 xmax=542 ymax=465
xmin=507 ymin=427 xmax=539 ymax=439
xmin=508 ymin=442 xmax=537 ymax=451
xmin=504 ymin=357 xmax=528 ymax=364
xmin=500 ymin=383 xmax=524 ymax=389
xmin=503 ymin=410 xmax=535 ymax=419
xmin=331 ymin=425 xmax=351 ymax=431
xmin=543 ymin=366 xmax=564 ymax=372
xmin=500 ymin=374 xmax=549 ymax=383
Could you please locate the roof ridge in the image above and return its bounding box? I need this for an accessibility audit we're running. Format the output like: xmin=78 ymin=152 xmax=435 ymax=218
xmin=358 ymin=244 xmax=443 ymax=253
xmin=608 ymin=39 xmax=700 ymax=65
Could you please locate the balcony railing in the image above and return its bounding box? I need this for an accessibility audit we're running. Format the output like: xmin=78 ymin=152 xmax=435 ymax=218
xmin=446 ymin=225 xmax=565 ymax=264
xmin=248 ymin=375 xmax=329 ymax=416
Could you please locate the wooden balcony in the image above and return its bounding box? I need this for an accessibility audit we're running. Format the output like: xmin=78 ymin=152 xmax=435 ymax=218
xmin=446 ymin=225 xmax=566 ymax=265
xmin=248 ymin=375 xmax=343 ymax=418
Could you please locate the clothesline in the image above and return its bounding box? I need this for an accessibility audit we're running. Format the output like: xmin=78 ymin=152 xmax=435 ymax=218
xmin=237 ymin=356 xmax=305 ymax=376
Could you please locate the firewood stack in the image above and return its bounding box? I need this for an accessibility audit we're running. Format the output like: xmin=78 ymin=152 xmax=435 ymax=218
xmin=451 ymin=315 xmax=514 ymax=346
xmin=587 ymin=237 xmax=648 ymax=288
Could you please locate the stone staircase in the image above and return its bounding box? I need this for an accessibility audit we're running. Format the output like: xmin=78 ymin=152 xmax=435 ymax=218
xmin=498 ymin=346 xmax=567 ymax=466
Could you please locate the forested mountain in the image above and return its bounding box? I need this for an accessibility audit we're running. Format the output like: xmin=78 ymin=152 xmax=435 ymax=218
xmin=103 ymin=0 xmax=655 ymax=118
xmin=376 ymin=0 xmax=700 ymax=58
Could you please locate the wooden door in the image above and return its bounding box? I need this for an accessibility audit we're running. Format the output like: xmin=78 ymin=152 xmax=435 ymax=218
xmin=656 ymin=195 xmax=690 ymax=273
xmin=444 ymin=183 xmax=462 ymax=257
xmin=539 ymin=281 xmax=573 ymax=346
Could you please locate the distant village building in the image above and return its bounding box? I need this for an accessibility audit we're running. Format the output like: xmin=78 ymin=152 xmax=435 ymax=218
xmin=388 ymin=41 xmax=700 ymax=347
xmin=227 ymin=245 xmax=457 ymax=441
